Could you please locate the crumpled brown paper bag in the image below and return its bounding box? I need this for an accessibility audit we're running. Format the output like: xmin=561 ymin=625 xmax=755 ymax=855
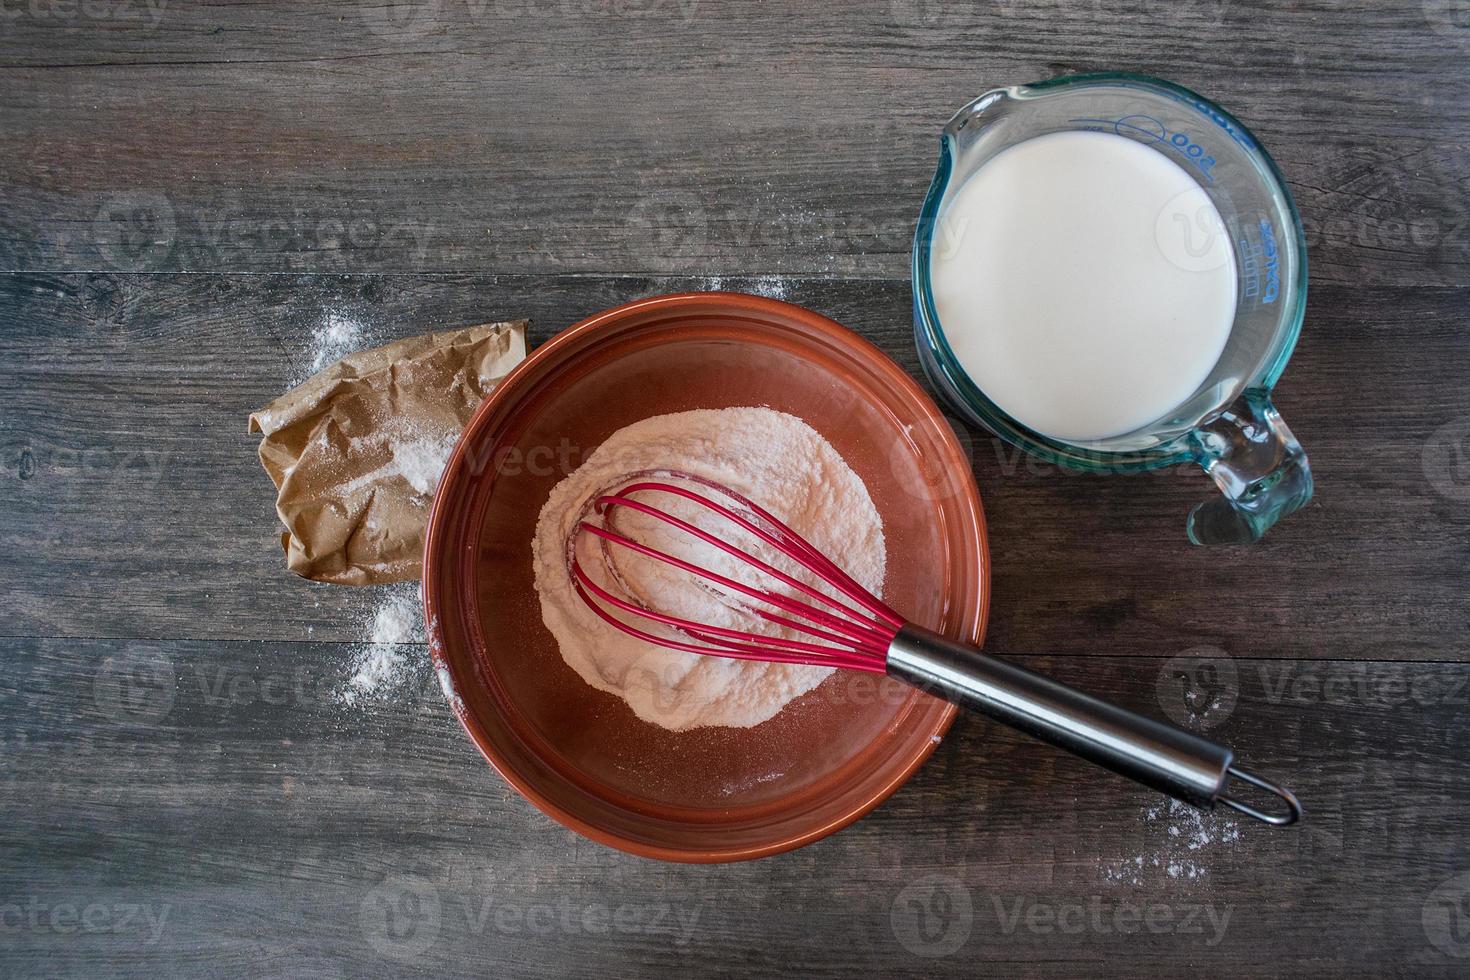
xmin=249 ymin=321 xmax=527 ymax=584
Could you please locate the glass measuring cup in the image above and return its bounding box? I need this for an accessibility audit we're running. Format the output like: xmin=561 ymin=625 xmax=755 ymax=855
xmin=912 ymin=73 xmax=1312 ymax=545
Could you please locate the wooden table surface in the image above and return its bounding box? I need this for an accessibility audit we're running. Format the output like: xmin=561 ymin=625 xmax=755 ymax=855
xmin=3 ymin=1 xmax=1468 ymax=977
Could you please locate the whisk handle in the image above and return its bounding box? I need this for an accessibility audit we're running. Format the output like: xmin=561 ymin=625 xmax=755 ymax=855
xmin=886 ymin=625 xmax=1301 ymax=825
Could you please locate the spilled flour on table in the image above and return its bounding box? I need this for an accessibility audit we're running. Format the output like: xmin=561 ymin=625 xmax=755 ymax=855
xmin=291 ymin=306 xmax=402 ymax=386
xmin=1102 ymin=800 xmax=1243 ymax=885
xmin=304 ymin=309 xmax=370 ymax=378
xmin=339 ymin=582 xmax=427 ymax=705
xmin=747 ymin=275 xmax=789 ymax=300
xmin=694 ymin=276 xmax=789 ymax=300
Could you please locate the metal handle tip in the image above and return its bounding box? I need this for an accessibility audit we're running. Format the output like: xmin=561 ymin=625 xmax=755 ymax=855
xmin=1218 ymin=765 xmax=1303 ymax=826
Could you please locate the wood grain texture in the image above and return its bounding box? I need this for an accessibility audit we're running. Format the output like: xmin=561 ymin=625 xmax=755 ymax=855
xmin=2 ymin=634 xmax=1468 ymax=978
xmin=0 ymin=0 xmax=1467 ymax=285
xmin=3 ymin=0 xmax=1470 ymax=975
xmin=2 ymin=270 xmax=1468 ymax=973
xmin=3 ymin=273 xmax=1467 ymax=664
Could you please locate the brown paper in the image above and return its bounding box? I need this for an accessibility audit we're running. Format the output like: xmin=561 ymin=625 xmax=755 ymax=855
xmin=249 ymin=321 xmax=527 ymax=584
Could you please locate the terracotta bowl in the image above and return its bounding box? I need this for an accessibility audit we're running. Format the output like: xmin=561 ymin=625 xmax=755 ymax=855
xmin=423 ymin=292 xmax=989 ymax=862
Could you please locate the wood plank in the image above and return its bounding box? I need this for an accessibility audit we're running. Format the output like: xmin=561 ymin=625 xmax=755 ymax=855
xmin=2 ymin=272 xmax=1467 ymax=665
xmin=2 ymin=635 xmax=1466 ymax=977
xmin=3 ymin=1 xmax=1467 ymax=976
xmin=0 ymin=1 xmax=1465 ymax=285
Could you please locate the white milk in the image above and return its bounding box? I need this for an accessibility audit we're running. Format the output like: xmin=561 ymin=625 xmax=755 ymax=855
xmin=929 ymin=130 xmax=1238 ymax=443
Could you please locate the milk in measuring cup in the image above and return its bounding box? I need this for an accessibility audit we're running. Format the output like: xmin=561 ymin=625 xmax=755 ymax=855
xmin=929 ymin=130 xmax=1237 ymax=443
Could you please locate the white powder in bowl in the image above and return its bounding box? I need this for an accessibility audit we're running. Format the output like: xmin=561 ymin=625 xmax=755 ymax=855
xmin=531 ymin=407 xmax=886 ymax=732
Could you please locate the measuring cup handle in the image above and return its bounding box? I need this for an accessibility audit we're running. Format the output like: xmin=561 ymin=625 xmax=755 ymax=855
xmin=1185 ymin=388 xmax=1313 ymax=546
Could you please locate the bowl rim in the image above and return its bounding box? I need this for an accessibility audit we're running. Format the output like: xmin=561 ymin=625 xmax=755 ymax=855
xmin=422 ymin=291 xmax=990 ymax=862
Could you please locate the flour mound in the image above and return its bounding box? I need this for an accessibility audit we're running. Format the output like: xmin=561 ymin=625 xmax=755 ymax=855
xmin=531 ymin=408 xmax=886 ymax=731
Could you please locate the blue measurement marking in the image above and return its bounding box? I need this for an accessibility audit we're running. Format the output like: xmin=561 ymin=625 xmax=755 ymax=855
xmin=1258 ymin=219 xmax=1280 ymax=304
xmin=1068 ymin=115 xmax=1218 ymax=183
xmin=1237 ymin=235 xmax=1262 ymax=301
xmin=1234 ymin=221 xmax=1281 ymax=306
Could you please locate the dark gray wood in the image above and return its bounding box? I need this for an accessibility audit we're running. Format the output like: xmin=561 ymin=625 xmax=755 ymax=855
xmin=3 ymin=634 xmax=1468 ymax=978
xmin=3 ymin=273 xmax=1467 ymax=665
xmin=0 ymin=0 xmax=1466 ymax=286
xmin=2 ymin=0 xmax=1469 ymax=976
xmin=3 ymin=270 xmax=1469 ymax=978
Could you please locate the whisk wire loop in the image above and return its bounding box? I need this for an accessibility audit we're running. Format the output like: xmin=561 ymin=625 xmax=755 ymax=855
xmin=569 ymin=479 xmax=899 ymax=671
xmin=569 ymin=563 xmax=881 ymax=671
xmin=608 ymin=481 xmax=901 ymax=627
